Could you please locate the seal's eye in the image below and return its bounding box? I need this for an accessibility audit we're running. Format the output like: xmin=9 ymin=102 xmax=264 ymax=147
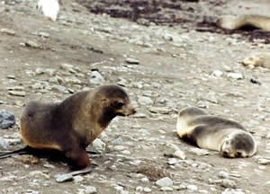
xmin=114 ymin=101 xmax=124 ymax=108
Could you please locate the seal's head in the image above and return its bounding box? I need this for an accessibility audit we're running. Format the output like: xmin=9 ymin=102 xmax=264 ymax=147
xmin=220 ymin=131 xmax=256 ymax=158
xmin=95 ymin=85 xmax=136 ymax=117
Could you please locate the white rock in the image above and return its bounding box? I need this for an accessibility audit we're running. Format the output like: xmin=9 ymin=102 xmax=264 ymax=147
xmin=221 ymin=188 xmax=245 ymax=194
xmin=89 ymin=71 xmax=105 ymax=84
xmin=187 ymin=184 xmax=198 ymax=191
xmin=190 ymin=148 xmax=209 ymax=156
xmin=125 ymin=58 xmax=140 ymax=65
xmin=143 ymin=187 xmax=152 ymax=193
xmin=114 ymin=145 xmax=126 ymax=151
xmin=161 ymin=187 xmax=173 ymax=191
xmin=74 ymin=175 xmax=84 ymax=183
xmin=156 ymin=177 xmax=173 ymax=187
xmin=168 ymin=158 xmax=179 ymax=165
xmin=221 ymin=179 xmax=236 ymax=188
xmin=227 ymin=73 xmax=243 ymax=80
xmin=136 ymin=186 xmax=143 ymax=192
xmin=174 ymin=150 xmax=186 ymax=160
xmin=218 ymin=171 xmax=230 ymax=179
xmin=140 ymin=177 xmax=149 ymax=183
xmin=257 ymin=158 xmax=270 ymax=165
xmin=211 ymin=70 xmax=223 ymax=78
xmin=84 ymin=186 xmax=97 ymax=194
xmin=92 ymin=138 xmax=106 ymax=151
xmin=138 ymin=96 xmax=153 ymax=105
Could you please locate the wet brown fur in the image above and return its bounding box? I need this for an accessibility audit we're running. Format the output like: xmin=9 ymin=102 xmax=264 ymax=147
xmin=20 ymin=85 xmax=136 ymax=170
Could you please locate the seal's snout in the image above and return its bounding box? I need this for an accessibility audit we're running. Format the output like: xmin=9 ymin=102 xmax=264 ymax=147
xmin=120 ymin=105 xmax=136 ymax=116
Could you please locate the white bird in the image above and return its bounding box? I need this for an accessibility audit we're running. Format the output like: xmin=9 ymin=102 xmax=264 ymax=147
xmin=37 ymin=0 xmax=60 ymax=21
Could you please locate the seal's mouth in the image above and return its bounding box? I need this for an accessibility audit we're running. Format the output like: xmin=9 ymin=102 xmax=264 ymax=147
xmin=116 ymin=106 xmax=136 ymax=116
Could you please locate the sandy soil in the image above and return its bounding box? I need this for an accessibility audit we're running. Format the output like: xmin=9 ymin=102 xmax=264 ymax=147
xmin=0 ymin=0 xmax=270 ymax=193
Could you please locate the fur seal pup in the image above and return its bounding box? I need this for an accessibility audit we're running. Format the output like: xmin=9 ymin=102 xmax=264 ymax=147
xmin=217 ymin=15 xmax=270 ymax=31
xmin=176 ymin=107 xmax=257 ymax=158
xmin=242 ymin=52 xmax=270 ymax=69
xmin=18 ymin=85 xmax=135 ymax=171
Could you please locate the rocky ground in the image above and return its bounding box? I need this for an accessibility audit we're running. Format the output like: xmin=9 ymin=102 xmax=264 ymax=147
xmin=0 ymin=0 xmax=270 ymax=193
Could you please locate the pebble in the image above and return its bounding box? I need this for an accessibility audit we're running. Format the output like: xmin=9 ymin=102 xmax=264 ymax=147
xmin=29 ymin=171 xmax=50 ymax=179
xmin=114 ymin=145 xmax=126 ymax=151
xmin=0 ymin=110 xmax=16 ymax=129
xmin=161 ymin=187 xmax=173 ymax=192
xmin=143 ymin=187 xmax=152 ymax=193
xmin=0 ymin=137 xmax=9 ymax=150
xmin=111 ymin=137 xmax=124 ymax=145
xmin=221 ymin=188 xmax=245 ymax=194
xmin=168 ymin=158 xmax=179 ymax=165
xmin=174 ymin=150 xmax=186 ymax=160
xmin=92 ymin=138 xmax=106 ymax=152
xmin=227 ymin=73 xmax=243 ymax=80
xmin=136 ymin=186 xmax=143 ymax=192
xmin=7 ymin=86 xmax=25 ymax=91
xmin=221 ymin=179 xmax=236 ymax=189
xmin=24 ymin=40 xmax=41 ymax=49
xmin=8 ymin=91 xmax=26 ymax=97
xmin=89 ymin=70 xmax=105 ymax=84
xmin=38 ymin=32 xmax=50 ymax=38
xmin=0 ymin=28 xmax=16 ymax=36
xmin=257 ymin=158 xmax=270 ymax=165
xmin=187 ymin=184 xmax=198 ymax=191
xmin=211 ymin=70 xmax=223 ymax=78
xmin=190 ymin=148 xmax=209 ymax=156
xmin=84 ymin=186 xmax=97 ymax=194
xmin=148 ymin=107 xmax=171 ymax=114
xmin=74 ymin=175 xmax=84 ymax=183
xmin=138 ymin=96 xmax=153 ymax=105
xmin=125 ymin=58 xmax=140 ymax=65
xmin=218 ymin=171 xmax=230 ymax=179
xmin=55 ymin=174 xmax=73 ymax=183
xmin=156 ymin=177 xmax=173 ymax=187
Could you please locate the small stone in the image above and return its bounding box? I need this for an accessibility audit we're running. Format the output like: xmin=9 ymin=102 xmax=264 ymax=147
xmin=8 ymin=91 xmax=26 ymax=97
xmin=143 ymin=187 xmax=152 ymax=193
xmin=140 ymin=177 xmax=149 ymax=183
xmin=156 ymin=177 xmax=173 ymax=187
xmin=114 ymin=185 xmax=124 ymax=191
xmin=74 ymin=175 xmax=84 ymax=183
xmin=148 ymin=107 xmax=171 ymax=114
xmin=136 ymin=186 xmax=143 ymax=192
xmin=257 ymin=158 xmax=270 ymax=165
xmin=38 ymin=32 xmax=50 ymax=38
xmin=84 ymin=186 xmax=97 ymax=194
xmin=174 ymin=150 xmax=186 ymax=160
xmin=0 ymin=137 xmax=9 ymax=150
xmin=221 ymin=188 xmax=245 ymax=194
xmin=114 ymin=145 xmax=126 ymax=151
xmin=61 ymin=63 xmax=74 ymax=71
xmin=29 ymin=171 xmax=50 ymax=179
xmin=55 ymin=174 xmax=73 ymax=183
xmin=0 ymin=28 xmax=16 ymax=36
xmin=121 ymin=150 xmax=131 ymax=155
xmin=168 ymin=158 xmax=179 ymax=165
xmin=7 ymin=75 xmax=16 ymax=79
xmin=125 ymin=58 xmax=140 ymax=65
xmin=227 ymin=73 xmax=243 ymax=80
xmin=221 ymin=179 xmax=236 ymax=188
xmin=211 ymin=70 xmax=223 ymax=78
xmin=218 ymin=171 xmax=230 ymax=179
xmin=111 ymin=137 xmax=124 ymax=145
xmin=190 ymin=148 xmax=209 ymax=156
xmin=138 ymin=96 xmax=153 ymax=105
xmin=7 ymin=86 xmax=25 ymax=91
xmin=89 ymin=70 xmax=105 ymax=84
xmin=25 ymin=40 xmax=41 ymax=49
xmin=0 ymin=110 xmax=16 ymax=129
xmin=187 ymin=185 xmax=198 ymax=191
xmin=161 ymin=187 xmax=173 ymax=191
xmin=92 ymin=138 xmax=106 ymax=152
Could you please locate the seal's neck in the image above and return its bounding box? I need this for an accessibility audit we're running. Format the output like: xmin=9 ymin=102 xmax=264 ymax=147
xmin=98 ymin=107 xmax=116 ymax=128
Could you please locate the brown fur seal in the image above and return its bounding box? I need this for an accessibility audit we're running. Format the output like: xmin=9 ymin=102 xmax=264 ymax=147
xmin=19 ymin=85 xmax=136 ymax=171
xmin=176 ymin=107 xmax=257 ymax=158
xmin=217 ymin=15 xmax=270 ymax=31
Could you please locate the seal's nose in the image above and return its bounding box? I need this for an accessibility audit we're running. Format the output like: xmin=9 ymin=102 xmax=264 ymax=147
xmin=222 ymin=150 xmax=229 ymax=157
